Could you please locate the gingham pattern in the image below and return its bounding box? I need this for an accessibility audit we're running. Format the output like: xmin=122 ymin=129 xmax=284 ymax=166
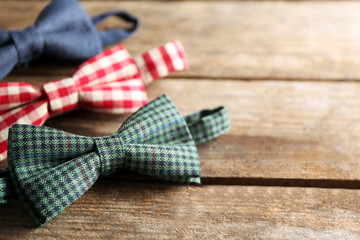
xmin=0 ymin=41 xmax=189 ymax=161
xmin=0 ymin=94 xmax=230 ymax=226
xmin=0 ymin=82 xmax=42 ymax=113
xmin=134 ymin=41 xmax=189 ymax=85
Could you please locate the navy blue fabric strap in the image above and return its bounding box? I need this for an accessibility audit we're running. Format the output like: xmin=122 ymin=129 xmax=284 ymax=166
xmin=0 ymin=0 xmax=139 ymax=81
xmin=92 ymin=11 xmax=139 ymax=47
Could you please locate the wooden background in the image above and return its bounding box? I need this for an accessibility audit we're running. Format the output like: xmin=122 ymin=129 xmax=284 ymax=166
xmin=1 ymin=0 xmax=360 ymax=239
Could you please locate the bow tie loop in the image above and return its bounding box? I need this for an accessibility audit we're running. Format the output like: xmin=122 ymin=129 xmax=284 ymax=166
xmin=91 ymin=10 xmax=139 ymax=48
xmin=9 ymin=26 xmax=44 ymax=63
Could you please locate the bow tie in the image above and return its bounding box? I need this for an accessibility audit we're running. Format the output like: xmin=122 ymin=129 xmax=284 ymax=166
xmin=0 ymin=41 xmax=189 ymax=161
xmin=0 ymin=94 xmax=230 ymax=225
xmin=0 ymin=0 xmax=139 ymax=80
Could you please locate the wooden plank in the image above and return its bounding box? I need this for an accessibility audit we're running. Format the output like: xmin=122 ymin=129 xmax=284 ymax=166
xmin=2 ymin=76 xmax=360 ymax=183
xmin=0 ymin=182 xmax=359 ymax=239
xmin=3 ymin=0 xmax=359 ymax=1
xmin=2 ymin=1 xmax=360 ymax=80
xmin=143 ymin=79 xmax=360 ymax=182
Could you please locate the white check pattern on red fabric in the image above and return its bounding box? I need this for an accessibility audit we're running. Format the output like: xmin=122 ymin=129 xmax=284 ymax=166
xmin=134 ymin=41 xmax=189 ymax=85
xmin=0 ymin=41 xmax=189 ymax=161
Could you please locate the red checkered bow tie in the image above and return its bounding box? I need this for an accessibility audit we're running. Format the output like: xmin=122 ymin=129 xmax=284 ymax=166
xmin=0 ymin=41 xmax=189 ymax=161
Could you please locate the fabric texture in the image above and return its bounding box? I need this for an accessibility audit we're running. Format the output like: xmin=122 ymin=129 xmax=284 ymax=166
xmin=0 ymin=41 xmax=189 ymax=161
xmin=0 ymin=0 xmax=139 ymax=80
xmin=185 ymin=106 xmax=230 ymax=144
xmin=0 ymin=94 xmax=230 ymax=226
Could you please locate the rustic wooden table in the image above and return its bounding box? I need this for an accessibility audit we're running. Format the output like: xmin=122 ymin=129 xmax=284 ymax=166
xmin=1 ymin=1 xmax=360 ymax=239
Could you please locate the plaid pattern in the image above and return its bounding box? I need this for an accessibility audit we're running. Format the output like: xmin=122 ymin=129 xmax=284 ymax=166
xmin=0 ymin=41 xmax=189 ymax=161
xmin=0 ymin=167 xmax=16 ymax=204
xmin=185 ymin=106 xmax=230 ymax=144
xmin=0 ymin=94 xmax=230 ymax=226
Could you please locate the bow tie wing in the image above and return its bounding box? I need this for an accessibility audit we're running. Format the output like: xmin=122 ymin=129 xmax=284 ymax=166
xmin=79 ymin=80 xmax=147 ymax=114
xmin=35 ymin=0 xmax=93 ymax=30
xmin=117 ymin=95 xmax=201 ymax=184
xmin=7 ymin=124 xmax=100 ymax=225
xmin=0 ymin=30 xmax=18 ymax=80
xmin=35 ymin=0 xmax=138 ymax=61
xmin=75 ymin=44 xmax=147 ymax=113
xmin=0 ymin=100 xmax=49 ymax=161
xmin=0 ymin=82 xmax=47 ymax=160
xmin=0 ymin=82 xmax=43 ymax=113
xmin=34 ymin=0 xmax=102 ymax=60
xmin=42 ymin=31 xmax=103 ymax=61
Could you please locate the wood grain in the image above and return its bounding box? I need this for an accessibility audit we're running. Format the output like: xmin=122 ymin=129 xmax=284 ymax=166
xmin=3 ymin=75 xmax=360 ymax=183
xmin=1 ymin=1 xmax=360 ymax=238
xmin=2 ymin=1 xmax=360 ymax=80
xmin=1 ymin=182 xmax=360 ymax=239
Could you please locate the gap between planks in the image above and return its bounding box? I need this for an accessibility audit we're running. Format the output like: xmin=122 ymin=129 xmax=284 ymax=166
xmin=2 ymin=157 xmax=360 ymax=189
xmin=100 ymin=175 xmax=360 ymax=189
xmin=9 ymin=71 xmax=360 ymax=82
xmin=0 ymin=0 xmax=335 ymax=1
xmin=2 ymin=78 xmax=360 ymax=183
xmin=1 ymin=182 xmax=360 ymax=239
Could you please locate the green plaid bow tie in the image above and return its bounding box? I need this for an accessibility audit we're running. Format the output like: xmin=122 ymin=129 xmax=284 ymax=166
xmin=0 ymin=94 xmax=230 ymax=226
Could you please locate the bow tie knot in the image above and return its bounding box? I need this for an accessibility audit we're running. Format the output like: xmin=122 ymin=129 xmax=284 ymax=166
xmin=42 ymin=77 xmax=79 ymax=115
xmin=9 ymin=27 xmax=44 ymax=63
xmin=95 ymin=134 xmax=125 ymax=176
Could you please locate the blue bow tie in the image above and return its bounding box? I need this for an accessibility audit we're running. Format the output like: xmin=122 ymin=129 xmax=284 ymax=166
xmin=0 ymin=0 xmax=139 ymax=80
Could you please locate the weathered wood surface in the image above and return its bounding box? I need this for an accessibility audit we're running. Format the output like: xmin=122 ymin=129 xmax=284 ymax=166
xmin=1 ymin=183 xmax=360 ymax=239
xmin=3 ymin=76 xmax=360 ymax=184
xmin=1 ymin=1 xmax=360 ymax=239
xmin=2 ymin=1 xmax=360 ymax=80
